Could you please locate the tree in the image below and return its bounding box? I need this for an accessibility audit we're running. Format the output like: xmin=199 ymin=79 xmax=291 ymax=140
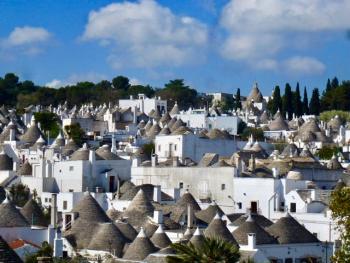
xmin=9 ymin=183 xmax=30 ymax=207
xmin=156 ymin=79 xmax=197 ymax=110
xmin=282 ymin=83 xmax=293 ymax=120
xmin=293 ymin=83 xmax=302 ymax=117
xmin=241 ymin=127 xmax=265 ymax=141
xmin=331 ymin=77 xmax=339 ymax=89
xmin=34 ymin=112 xmax=60 ymax=138
xmin=316 ymin=146 xmax=340 ymax=160
xmin=25 ymin=241 xmax=53 ymax=263
xmin=64 ymin=123 xmax=85 ymax=146
xmin=142 ymin=143 xmax=155 ymax=160
xmin=112 ymin=76 xmax=130 ymax=90
xmin=235 ymin=88 xmax=242 ymax=110
xmin=268 ymin=86 xmax=282 ymax=115
xmin=309 ymin=88 xmax=320 ymax=115
xmin=167 ymin=237 xmax=240 ymax=263
xmin=329 ymin=185 xmax=350 ymax=262
xmin=302 ymin=87 xmax=309 ymax=115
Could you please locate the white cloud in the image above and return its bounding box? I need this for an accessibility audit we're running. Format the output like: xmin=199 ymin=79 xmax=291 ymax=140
xmin=129 ymin=78 xmax=142 ymax=86
xmin=7 ymin=26 xmax=50 ymax=46
xmin=219 ymin=0 xmax=350 ymax=72
xmin=45 ymin=72 xmax=108 ymax=88
xmin=82 ymin=0 xmax=208 ymax=68
xmin=283 ymin=56 xmax=326 ymax=75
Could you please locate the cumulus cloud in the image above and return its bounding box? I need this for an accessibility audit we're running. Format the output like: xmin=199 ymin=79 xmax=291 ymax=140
xmin=283 ymin=56 xmax=326 ymax=75
xmin=82 ymin=0 xmax=208 ymax=68
xmin=7 ymin=26 xmax=50 ymax=46
xmin=45 ymin=72 xmax=108 ymax=88
xmin=219 ymin=0 xmax=350 ymax=73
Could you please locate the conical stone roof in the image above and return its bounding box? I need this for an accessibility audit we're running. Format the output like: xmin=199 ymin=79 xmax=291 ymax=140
xmin=170 ymin=119 xmax=185 ymax=132
xmin=62 ymin=139 xmax=79 ymax=156
xmin=247 ymin=82 xmax=263 ymax=103
xmin=175 ymin=191 xmax=201 ymax=212
xmin=17 ymin=160 xmax=32 ymax=176
xmin=169 ymin=102 xmax=179 ymax=115
xmin=150 ymin=225 xmax=172 ymax=248
xmin=160 ymin=112 xmax=171 ymax=125
xmin=195 ymin=203 xmax=224 ymax=224
xmin=87 ymin=222 xmax=127 ymax=257
xmin=123 ymin=228 xmax=159 ymax=261
xmin=0 ymin=198 xmax=29 ymax=227
xmin=232 ymin=216 xmax=277 ymax=245
xmin=0 ymin=235 xmax=23 ymax=263
xmin=96 ymin=145 xmax=122 ymax=160
xmin=266 ymin=213 xmax=319 ymax=244
xmin=20 ymin=120 xmax=45 ymax=145
xmin=269 ymin=113 xmax=289 ymax=131
xmin=115 ymin=220 xmax=138 ymax=242
xmin=167 ymin=117 xmax=177 ymax=130
xmin=204 ymin=214 xmax=238 ymax=245
xmin=0 ymin=151 xmax=13 ymax=171
xmin=20 ymin=199 xmax=47 ymax=227
xmin=189 ymin=227 xmax=205 ymax=249
xmin=64 ymin=192 xmax=110 ymax=249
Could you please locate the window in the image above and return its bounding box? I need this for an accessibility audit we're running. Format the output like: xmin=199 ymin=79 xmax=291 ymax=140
xmin=179 ymin=182 xmax=184 ymax=189
xmin=285 ymin=259 xmax=293 ymax=263
xmin=158 ymin=145 xmax=161 ymax=152
xmin=69 ymin=166 xmax=74 ymax=171
xmin=69 ymin=189 xmax=74 ymax=192
xmin=45 ymin=198 xmax=48 ymax=202
xmin=237 ymin=202 xmax=242 ymax=209
xmin=174 ymin=144 xmax=177 ymax=151
xmin=221 ymin=184 xmax=226 ymax=190
xmin=63 ymin=201 xmax=68 ymax=210
xmin=251 ymin=201 xmax=258 ymax=213
xmin=290 ymin=202 xmax=296 ymax=213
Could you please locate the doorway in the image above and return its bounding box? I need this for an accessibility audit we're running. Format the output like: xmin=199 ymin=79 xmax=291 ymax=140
xmin=109 ymin=176 xmax=115 ymax=192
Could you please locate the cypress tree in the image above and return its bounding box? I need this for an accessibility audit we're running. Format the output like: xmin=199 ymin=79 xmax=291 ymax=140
xmin=294 ymin=82 xmax=302 ymax=117
xmin=302 ymin=87 xmax=309 ymax=115
xmin=326 ymin=78 xmax=332 ymax=93
xmin=282 ymin=83 xmax=293 ymax=120
xmin=235 ymin=88 xmax=241 ymax=110
xmin=270 ymin=86 xmax=282 ymax=115
xmin=309 ymin=88 xmax=320 ymax=115
xmin=331 ymin=77 xmax=339 ymax=89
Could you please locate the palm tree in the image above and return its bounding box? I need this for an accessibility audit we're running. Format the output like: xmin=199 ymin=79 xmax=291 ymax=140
xmin=167 ymin=237 xmax=240 ymax=263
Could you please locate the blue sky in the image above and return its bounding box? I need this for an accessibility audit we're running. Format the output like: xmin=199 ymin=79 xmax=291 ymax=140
xmin=0 ymin=0 xmax=349 ymax=96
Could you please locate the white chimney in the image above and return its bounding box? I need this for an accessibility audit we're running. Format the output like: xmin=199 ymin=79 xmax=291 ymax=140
xmin=187 ymin=204 xmax=194 ymax=229
xmin=53 ymin=228 xmax=63 ymax=257
xmin=153 ymin=210 xmax=163 ymax=224
xmin=151 ymin=154 xmax=158 ymax=167
xmin=9 ymin=128 xmax=15 ymax=141
xmin=173 ymin=156 xmax=179 ymax=167
xmin=247 ymin=233 xmax=256 ymax=249
xmin=51 ymin=194 xmax=57 ymax=226
xmin=272 ymin=167 xmax=279 ymax=178
xmin=111 ymin=134 xmax=117 ymax=153
xmin=132 ymin=157 xmax=141 ymax=167
xmin=153 ymin=185 xmax=161 ymax=203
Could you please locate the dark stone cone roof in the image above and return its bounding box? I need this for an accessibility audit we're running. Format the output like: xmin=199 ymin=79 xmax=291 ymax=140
xmin=231 ymin=214 xmax=273 ymax=228
xmin=167 ymin=117 xmax=177 ymax=129
xmin=0 ymin=152 xmax=13 ymax=171
xmin=175 ymin=192 xmax=201 ymax=212
xmin=170 ymin=119 xmax=185 ymax=132
xmin=20 ymin=122 xmax=45 ymax=145
xmin=0 ymin=187 xmax=5 ymax=203
xmin=17 ymin=160 xmax=32 ymax=176
xmin=123 ymin=189 xmax=155 ymax=228
xmin=0 ymin=235 xmax=23 ymax=263
xmin=189 ymin=228 xmax=205 ymax=249
xmin=195 ymin=204 xmax=224 ymax=224
xmin=143 ymin=220 xmax=159 ymax=237
xmin=87 ymin=222 xmax=127 ymax=257
xmin=96 ymin=145 xmax=122 ymax=160
xmin=150 ymin=225 xmax=172 ymax=248
xmin=119 ymin=181 xmax=135 ymax=196
xmin=62 ymin=139 xmax=79 ymax=156
xmin=106 ymin=207 xmax=122 ymax=221
xmin=266 ymin=213 xmax=320 ymax=244
xmin=123 ymin=228 xmax=159 ymax=261
xmin=204 ymin=214 xmax=238 ymax=245
xmin=20 ymin=199 xmax=47 ymax=227
xmin=115 ymin=220 xmax=138 ymax=242
xmin=160 ymin=112 xmax=171 ymax=125
xmin=64 ymin=192 xmax=110 ymax=249
xmin=232 ymin=216 xmax=277 ymax=245
xmin=70 ymin=146 xmax=103 ymax=161
xmin=0 ymin=199 xmax=30 ymax=227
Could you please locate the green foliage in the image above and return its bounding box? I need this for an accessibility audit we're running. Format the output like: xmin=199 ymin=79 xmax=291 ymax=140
xmin=156 ymin=79 xmax=197 ymax=111
xmin=293 ymin=83 xmax=303 ymax=117
xmin=34 ymin=112 xmax=60 ymax=138
xmin=274 ymin=143 xmax=287 ymax=153
xmin=142 ymin=143 xmax=155 ymax=159
xmin=241 ymin=127 xmax=265 ymax=141
xmin=321 ymin=80 xmax=350 ymax=112
xmin=235 ymin=88 xmax=242 ymax=110
xmin=309 ymin=88 xmax=320 ymax=115
xmin=329 ymin=186 xmax=350 ymax=262
xmin=320 ymin=111 xmax=350 ymax=122
xmin=302 ymin=87 xmax=309 ymax=115
xmin=282 ymin=83 xmax=293 ymax=119
xmin=64 ymin=123 xmax=85 ymax=146
xmin=112 ymin=76 xmax=130 ymax=90
xmin=316 ymin=146 xmax=340 ymax=160
xmin=9 ymin=183 xmax=30 ymax=207
xmin=25 ymin=241 xmax=53 ymax=263
xmin=237 ymin=121 xmax=247 ymax=134
xmin=268 ymin=86 xmax=282 ymax=115
xmin=167 ymin=237 xmax=240 ymax=263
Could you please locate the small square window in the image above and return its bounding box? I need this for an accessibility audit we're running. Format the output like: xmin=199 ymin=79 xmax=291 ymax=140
xmin=221 ymin=184 xmax=225 ymax=190
xmin=63 ymin=201 xmax=68 ymax=210
xmin=179 ymin=182 xmax=184 ymax=189
xmin=158 ymin=145 xmax=161 ymax=151
xmin=237 ymin=202 xmax=242 ymax=209
xmin=69 ymin=166 xmax=74 ymax=171
xmin=45 ymin=198 xmax=48 ymax=202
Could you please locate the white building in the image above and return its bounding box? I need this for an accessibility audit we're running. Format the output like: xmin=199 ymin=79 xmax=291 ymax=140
xmin=119 ymin=94 xmax=167 ymax=114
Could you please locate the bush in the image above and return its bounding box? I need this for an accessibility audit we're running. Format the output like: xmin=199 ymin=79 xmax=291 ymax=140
xmin=320 ymin=110 xmax=350 ymax=122
xmin=241 ymin=127 xmax=265 ymax=141
xmin=316 ymin=146 xmax=341 ymax=160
